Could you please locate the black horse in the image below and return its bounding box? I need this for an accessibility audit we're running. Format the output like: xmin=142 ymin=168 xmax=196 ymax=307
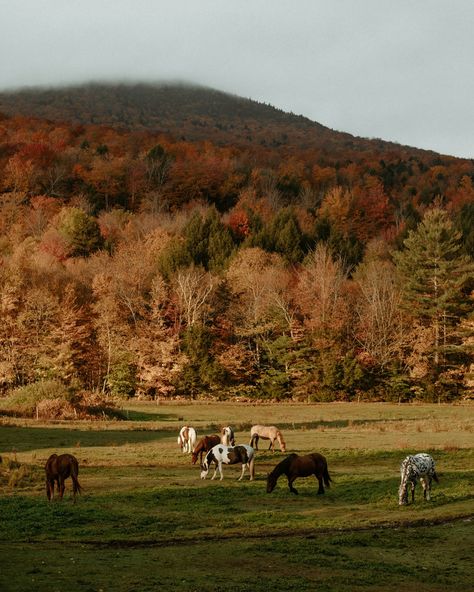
xmin=45 ymin=453 xmax=82 ymax=502
xmin=266 ymin=452 xmax=331 ymax=495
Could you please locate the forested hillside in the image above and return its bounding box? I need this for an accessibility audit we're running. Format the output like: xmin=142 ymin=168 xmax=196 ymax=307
xmin=0 ymin=84 xmax=473 ymax=405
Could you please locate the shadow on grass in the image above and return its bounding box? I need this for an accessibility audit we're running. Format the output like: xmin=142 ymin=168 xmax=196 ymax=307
xmin=0 ymin=425 xmax=171 ymax=453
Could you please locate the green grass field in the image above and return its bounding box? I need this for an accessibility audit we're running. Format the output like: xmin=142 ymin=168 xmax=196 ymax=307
xmin=0 ymin=402 xmax=473 ymax=591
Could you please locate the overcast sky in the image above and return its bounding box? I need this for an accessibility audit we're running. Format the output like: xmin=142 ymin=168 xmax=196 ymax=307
xmin=1 ymin=1 xmax=473 ymax=158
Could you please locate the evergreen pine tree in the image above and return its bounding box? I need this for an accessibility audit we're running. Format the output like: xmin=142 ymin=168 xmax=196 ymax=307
xmin=393 ymin=208 xmax=474 ymax=377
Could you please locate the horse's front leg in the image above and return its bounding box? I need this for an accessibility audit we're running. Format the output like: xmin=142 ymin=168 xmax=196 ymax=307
xmin=410 ymin=480 xmax=416 ymax=503
xmin=59 ymin=477 xmax=65 ymax=499
xmin=218 ymin=462 xmax=224 ymax=481
xmin=288 ymin=476 xmax=298 ymax=495
xmin=211 ymin=462 xmax=219 ymax=480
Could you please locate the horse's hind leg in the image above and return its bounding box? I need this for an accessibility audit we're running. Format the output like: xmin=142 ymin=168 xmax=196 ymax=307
xmin=251 ymin=435 xmax=259 ymax=450
xmin=238 ymin=463 xmax=246 ymax=481
xmin=316 ymin=474 xmax=325 ymax=494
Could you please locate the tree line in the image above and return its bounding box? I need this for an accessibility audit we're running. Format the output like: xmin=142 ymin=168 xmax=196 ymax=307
xmin=0 ymin=114 xmax=473 ymax=402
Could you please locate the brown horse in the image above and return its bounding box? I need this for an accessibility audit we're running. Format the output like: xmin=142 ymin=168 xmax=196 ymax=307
xmin=45 ymin=453 xmax=82 ymax=502
xmin=266 ymin=453 xmax=331 ymax=495
xmin=250 ymin=425 xmax=286 ymax=452
xmin=191 ymin=435 xmax=221 ymax=465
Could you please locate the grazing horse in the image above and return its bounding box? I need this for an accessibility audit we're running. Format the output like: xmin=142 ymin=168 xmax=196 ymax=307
xmin=191 ymin=435 xmax=221 ymax=465
xmin=398 ymin=453 xmax=439 ymax=505
xmin=250 ymin=425 xmax=286 ymax=453
xmin=200 ymin=445 xmax=255 ymax=481
xmin=45 ymin=453 xmax=82 ymax=502
xmin=220 ymin=426 xmax=235 ymax=447
xmin=178 ymin=426 xmax=197 ymax=454
xmin=266 ymin=453 xmax=331 ymax=495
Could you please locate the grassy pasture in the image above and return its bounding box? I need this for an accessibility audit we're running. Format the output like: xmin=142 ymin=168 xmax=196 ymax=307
xmin=0 ymin=402 xmax=473 ymax=591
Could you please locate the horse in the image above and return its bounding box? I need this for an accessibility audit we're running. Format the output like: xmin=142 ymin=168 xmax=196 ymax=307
xmin=200 ymin=444 xmax=255 ymax=481
xmin=191 ymin=434 xmax=221 ymax=465
xmin=178 ymin=426 xmax=197 ymax=454
xmin=266 ymin=453 xmax=331 ymax=495
xmin=220 ymin=426 xmax=235 ymax=446
xmin=250 ymin=425 xmax=286 ymax=453
xmin=45 ymin=453 xmax=82 ymax=502
xmin=398 ymin=453 xmax=439 ymax=505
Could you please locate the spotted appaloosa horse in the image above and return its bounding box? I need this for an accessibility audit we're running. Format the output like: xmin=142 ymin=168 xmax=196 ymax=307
xmin=178 ymin=426 xmax=197 ymax=454
xmin=191 ymin=434 xmax=221 ymax=465
xmin=220 ymin=426 xmax=235 ymax=446
xmin=200 ymin=445 xmax=255 ymax=481
xmin=398 ymin=453 xmax=439 ymax=505
xmin=250 ymin=425 xmax=286 ymax=453
xmin=266 ymin=453 xmax=331 ymax=495
xmin=45 ymin=453 xmax=82 ymax=502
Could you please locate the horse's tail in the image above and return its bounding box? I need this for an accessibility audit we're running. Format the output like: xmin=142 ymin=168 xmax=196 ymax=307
xmin=323 ymin=463 xmax=332 ymax=488
xmin=71 ymin=459 xmax=82 ymax=498
xmin=249 ymin=454 xmax=255 ymax=481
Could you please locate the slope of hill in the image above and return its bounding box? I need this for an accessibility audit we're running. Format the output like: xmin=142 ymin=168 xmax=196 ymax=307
xmin=0 ymin=82 xmax=473 ymax=403
xmin=0 ymin=82 xmax=434 ymax=157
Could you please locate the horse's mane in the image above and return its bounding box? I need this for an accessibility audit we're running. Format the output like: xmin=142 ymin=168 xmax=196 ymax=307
xmin=269 ymin=453 xmax=298 ymax=477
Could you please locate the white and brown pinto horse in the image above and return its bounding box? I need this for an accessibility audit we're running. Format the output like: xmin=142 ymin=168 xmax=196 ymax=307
xmin=200 ymin=444 xmax=255 ymax=481
xmin=220 ymin=426 xmax=235 ymax=446
xmin=178 ymin=426 xmax=197 ymax=454
xmin=250 ymin=425 xmax=286 ymax=453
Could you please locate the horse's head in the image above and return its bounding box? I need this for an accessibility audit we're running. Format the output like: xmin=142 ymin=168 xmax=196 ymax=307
xmin=266 ymin=472 xmax=277 ymax=493
xmin=200 ymin=452 xmax=210 ymax=479
xmin=200 ymin=461 xmax=209 ymax=479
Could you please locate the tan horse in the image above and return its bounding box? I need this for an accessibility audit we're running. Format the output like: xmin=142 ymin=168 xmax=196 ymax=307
xmin=249 ymin=425 xmax=286 ymax=452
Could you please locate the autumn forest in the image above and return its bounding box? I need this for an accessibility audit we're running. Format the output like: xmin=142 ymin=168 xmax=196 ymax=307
xmin=0 ymin=83 xmax=473 ymax=408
